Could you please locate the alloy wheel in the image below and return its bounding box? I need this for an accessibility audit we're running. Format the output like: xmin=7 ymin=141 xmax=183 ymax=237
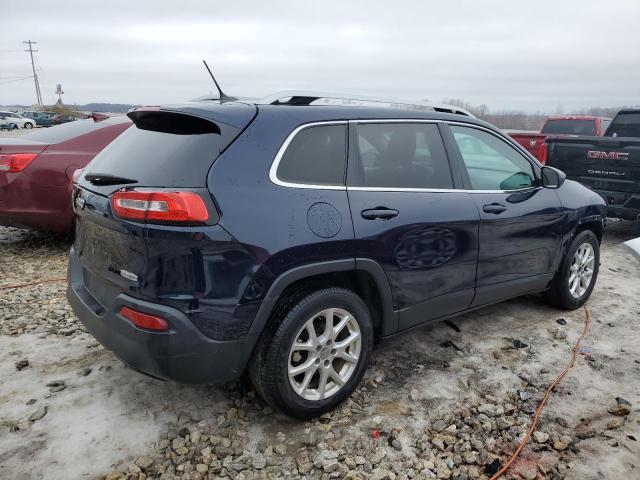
xmin=288 ymin=308 xmax=361 ymax=401
xmin=569 ymin=242 xmax=595 ymax=298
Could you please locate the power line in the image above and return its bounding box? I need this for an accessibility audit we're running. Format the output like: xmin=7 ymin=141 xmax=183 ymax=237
xmin=23 ymin=40 xmax=43 ymax=107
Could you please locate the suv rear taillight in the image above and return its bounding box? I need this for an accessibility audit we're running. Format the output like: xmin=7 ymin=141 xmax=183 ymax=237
xmin=111 ymin=189 xmax=209 ymax=223
xmin=539 ymin=142 xmax=548 ymax=165
xmin=0 ymin=153 xmax=39 ymax=172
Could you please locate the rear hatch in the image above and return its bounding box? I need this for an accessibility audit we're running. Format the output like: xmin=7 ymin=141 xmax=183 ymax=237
xmin=72 ymin=102 xmax=256 ymax=310
xmin=547 ymin=136 xmax=640 ymax=201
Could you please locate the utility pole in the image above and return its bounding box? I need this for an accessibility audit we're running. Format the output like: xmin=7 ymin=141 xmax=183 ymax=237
xmin=23 ymin=40 xmax=43 ymax=107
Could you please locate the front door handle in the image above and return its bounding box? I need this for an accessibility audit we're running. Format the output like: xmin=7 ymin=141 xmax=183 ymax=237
xmin=482 ymin=203 xmax=507 ymax=214
xmin=361 ymin=207 xmax=399 ymax=220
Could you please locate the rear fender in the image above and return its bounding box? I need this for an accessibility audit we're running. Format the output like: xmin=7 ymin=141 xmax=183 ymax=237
xmin=246 ymin=258 xmax=397 ymax=349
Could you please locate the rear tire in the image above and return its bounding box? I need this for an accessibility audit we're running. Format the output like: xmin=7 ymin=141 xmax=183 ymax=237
xmin=249 ymin=287 xmax=373 ymax=419
xmin=24 ymin=122 xmax=33 ymax=129
xmin=545 ymin=230 xmax=599 ymax=309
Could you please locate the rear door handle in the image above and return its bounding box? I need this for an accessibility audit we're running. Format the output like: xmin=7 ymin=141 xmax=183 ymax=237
xmin=361 ymin=207 xmax=399 ymax=220
xmin=482 ymin=203 xmax=507 ymax=214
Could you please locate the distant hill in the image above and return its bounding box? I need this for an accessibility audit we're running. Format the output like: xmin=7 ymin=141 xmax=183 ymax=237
xmin=78 ymin=103 xmax=139 ymax=113
xmin=0 ymin=102 xmax=139 ymax=114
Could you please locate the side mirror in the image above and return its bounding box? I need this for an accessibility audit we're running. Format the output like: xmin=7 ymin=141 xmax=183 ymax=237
xmin=541 ymin=166 xmax=566 ymax=189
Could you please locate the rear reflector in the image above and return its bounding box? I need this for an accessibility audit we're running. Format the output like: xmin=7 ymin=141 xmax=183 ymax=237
xmin=0 ymin=153 xmax=39 ymax=172
xmin=120 ymin=306 xmax=169 ymax=331
xmin=111 ymin=190 xmax=209 ymax=223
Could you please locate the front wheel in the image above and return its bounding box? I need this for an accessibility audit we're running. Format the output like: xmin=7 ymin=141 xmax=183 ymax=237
xmin=249 ymin=288 xmax=373 ymax=419
xmin=546 ymin=230 xmax=600 ymax=309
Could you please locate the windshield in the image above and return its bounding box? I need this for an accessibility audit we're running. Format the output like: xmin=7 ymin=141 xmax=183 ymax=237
xmin=606 ymin=113 xmax=640 ymax=138
xmin=541 ymin=119 xmax=596 ymax=136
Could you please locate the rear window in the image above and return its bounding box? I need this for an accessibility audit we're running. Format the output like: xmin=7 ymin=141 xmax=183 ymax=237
xmin=83 ymin=121 xmax=224 ymax=189
xmin=607 ymin=113 xmax=640 ymax=138
xmin=541 ymin=119 xmax=596 ymax=136
xmin=22 ymin=116 xmax=129 ymax=144
xmin=275 ymin=124 xmax=347 ymax=186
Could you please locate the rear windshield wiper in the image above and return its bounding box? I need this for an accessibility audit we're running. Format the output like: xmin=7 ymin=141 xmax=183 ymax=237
xmin=84 ymin=173 xmax=138 ymax=186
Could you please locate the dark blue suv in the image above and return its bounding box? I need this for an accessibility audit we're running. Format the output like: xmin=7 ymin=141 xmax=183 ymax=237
xmin=68 ymin=93 xmax=606 ymax=418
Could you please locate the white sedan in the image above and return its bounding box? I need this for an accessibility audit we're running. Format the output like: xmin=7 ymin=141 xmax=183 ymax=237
xmin=0 ymin=111 xmax=35 ymax=129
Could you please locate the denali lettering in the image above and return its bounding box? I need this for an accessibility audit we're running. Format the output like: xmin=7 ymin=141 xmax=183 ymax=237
xmin=587 ymin=169 xmax=625 ymax=176
xmin=587 ymin=151 xmax=629 ymax=160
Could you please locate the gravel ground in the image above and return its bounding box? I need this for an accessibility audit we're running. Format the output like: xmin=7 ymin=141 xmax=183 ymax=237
xmin=0 ymin=222 xmax=638 ymax=480
xmin=0 ymin=128 xmax=34 ymax=139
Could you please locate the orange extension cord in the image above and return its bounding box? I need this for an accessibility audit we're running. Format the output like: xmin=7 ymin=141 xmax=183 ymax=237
xmin=489 ymin=306 xmax=591 ymax=480
xmin=0 ymin=277 xmax=67 ymax=290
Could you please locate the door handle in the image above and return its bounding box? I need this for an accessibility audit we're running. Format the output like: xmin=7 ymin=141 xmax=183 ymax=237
xmin=482 ymin=203 xmax=507 ymax=214
xmin=361 ymin=207 xmax=399 ymax=220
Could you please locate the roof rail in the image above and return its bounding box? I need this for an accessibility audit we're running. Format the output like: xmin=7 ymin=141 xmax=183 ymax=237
xmin=256 ymin=91 xmax=474 ymax=117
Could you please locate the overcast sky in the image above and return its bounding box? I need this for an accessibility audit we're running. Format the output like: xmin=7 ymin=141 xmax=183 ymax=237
xmin=1 ymin=0 xmax=638 ymax=112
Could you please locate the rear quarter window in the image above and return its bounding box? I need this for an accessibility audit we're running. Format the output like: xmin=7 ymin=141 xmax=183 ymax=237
xmin=275 ymin=124 xmax=347 ymax=186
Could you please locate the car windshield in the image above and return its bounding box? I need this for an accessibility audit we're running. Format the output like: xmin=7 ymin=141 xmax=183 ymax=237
xmin=541 ymin=119 xmax=596 ymax=136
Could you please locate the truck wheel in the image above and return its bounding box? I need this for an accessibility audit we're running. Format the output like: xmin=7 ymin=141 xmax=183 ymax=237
xmin=546 ymin=230 xmax=600 ymax=309
xmin=249 ymin=288 xmax=373 ymax=419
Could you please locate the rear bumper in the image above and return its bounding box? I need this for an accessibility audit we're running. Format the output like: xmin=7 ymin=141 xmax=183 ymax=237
xmin=607 ymin=206 xmax=640 ymax=221
xmin=0 ymin=177 xmax=73 ymax=231
xmin=67 ymin=248 xmax=254 ymax=384
xmin=594 ymin=189 xmax=640 ymax=220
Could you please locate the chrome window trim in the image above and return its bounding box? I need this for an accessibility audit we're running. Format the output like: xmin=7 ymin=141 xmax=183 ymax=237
xmin=346 ymin=186 xmax=540 ymax=194
xmin=269 ymin=120 xmax=348 ymax=190
xmin=269 ymin=118 xmax=543 ymax=195
xmin=349 ymin=119 xmax=441 ymax=125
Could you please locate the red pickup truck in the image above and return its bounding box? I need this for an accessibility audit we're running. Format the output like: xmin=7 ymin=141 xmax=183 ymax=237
xmin=509 ymin=116 xmax=611 ymax=163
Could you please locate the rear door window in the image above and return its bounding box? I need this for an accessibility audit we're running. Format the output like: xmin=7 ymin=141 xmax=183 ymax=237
xmin=275 ymin=124 xmax=347 ymax=186
xmin=450 ymin=125 xmax=536 ymax=191
xmin=349 ymin=122 xmax=453 ymax=189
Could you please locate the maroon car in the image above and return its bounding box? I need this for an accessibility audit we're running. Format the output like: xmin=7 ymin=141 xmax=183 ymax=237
xmin=0 ymin=115 xmax=131 ymax=231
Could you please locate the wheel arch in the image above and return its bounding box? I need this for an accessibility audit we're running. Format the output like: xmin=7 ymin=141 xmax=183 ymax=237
xmin=574 ymin=215 xmax=604 ymax=244
xmin=247 ymin=258 xmax=398 ymax=344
